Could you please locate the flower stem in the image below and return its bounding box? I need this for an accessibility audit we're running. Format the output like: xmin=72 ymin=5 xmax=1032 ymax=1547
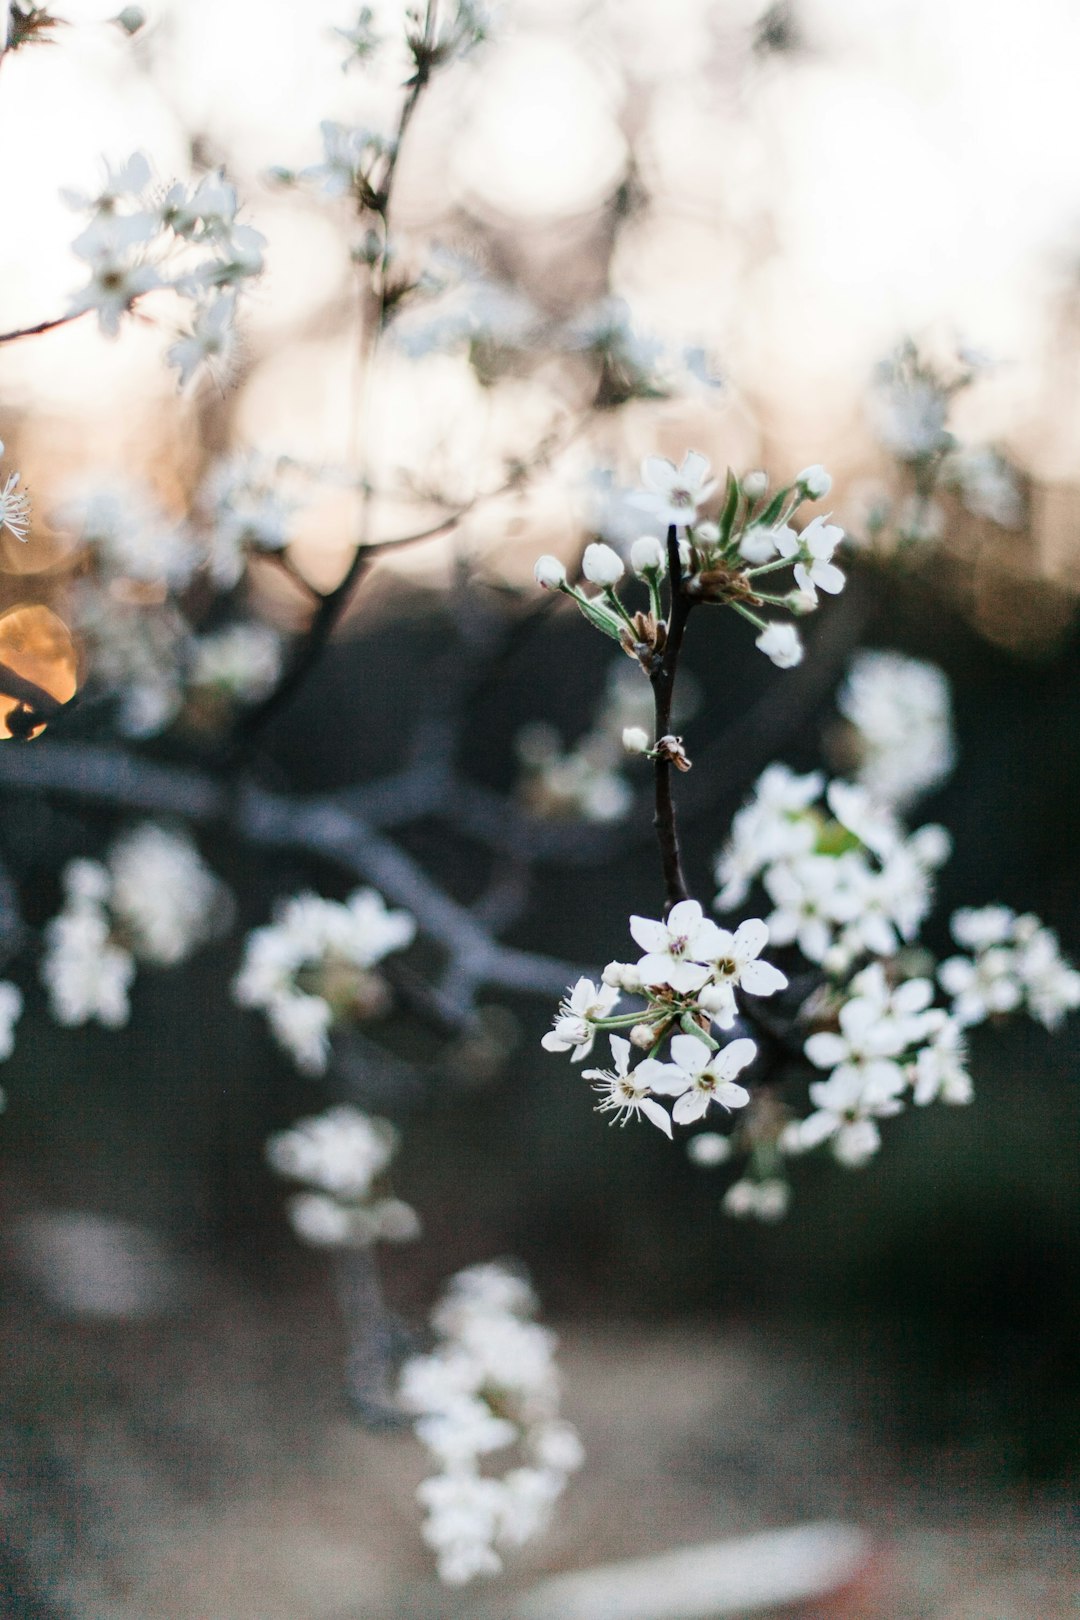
xmin=650 ymin=525 xmax=693 ymax=916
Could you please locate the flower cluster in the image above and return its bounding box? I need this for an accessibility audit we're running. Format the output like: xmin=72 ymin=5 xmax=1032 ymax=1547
xmin=399 ymin=1262 xmax=583 ymax=1586
xmin=940 ymin=906 xmax=1080 ymax=1031
xmin=63 ymin=152 xmax=265 ymax=386
xmin=232 ymin=888 xmax=415 ymax=1074
xmin=782 ymin=961 xmax=972 ymax=1169
xmin=833 ymin=650 xmax=956 ymax=809
xmin=535 ymin=452 xmax=846 ymax=673
xmin=542 ymin=900 xmax=788 ymax=1136
xmin=715 ymin=766 xmax=950 ymax=976
xmin=266 ymin=1104 xmax=419 ymax=1248
xmin=54 ymin=452 xmax=306 ymax=736
xmin=41 ymin=825 xmax=229 ymax=1027
xmin=858 ymin=340 xmax=1025 ymax=555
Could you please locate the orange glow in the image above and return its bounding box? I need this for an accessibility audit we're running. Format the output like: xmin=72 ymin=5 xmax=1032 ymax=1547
xmin=0 ymin=603 xmax=78 ymax=739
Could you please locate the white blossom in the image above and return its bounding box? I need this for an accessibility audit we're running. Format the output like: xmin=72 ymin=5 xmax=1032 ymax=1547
xmin=629 ymin=534 xmax=666 ymax=575
xmin=836 ymin=651 xmax=956 ymax=809
xmin=107 ymin=823 xmax=230 ymax=965
xmin=633 ymin=451 xmax=717 ymax=528
xmin=583 ymin=1035 xmax=674 ymax=1137
xmin=581 ymin=542 xmax=624 ymax=586
xmin=652 ymin=1032 xmax=756 ymax=1124
xmin=534 ymin=554 xmax=566 ymax=590
xmin=629 ymin=898 xmax=724 ymax=994
xmin=797 ymin=464 xmax=832 ymax=500
xmin=541 ymin=976 xmax=619 ymax=1060
xmin=755 ymin=621 xmax=803 ymax=669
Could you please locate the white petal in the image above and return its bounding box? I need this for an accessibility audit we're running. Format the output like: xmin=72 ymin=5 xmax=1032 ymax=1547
xmin=664 ymin=960 xmax=712 ymax=994
xmin=715 ymin=1036 xmax=757 ymax=1077
xmin=732 ymin=918 xmax=769 ymax=961
xmin=608 ymin=1035 xmax=631 ymax=1072
xmin=635 ymin=1058 xmax=685 ymax=1094
xmin=640 ymin=1097 xmax=673 ymax=1137
xmin=672 ymin=1091 xmax=709 ymax=1124
xmin=714 ymin=1082 xmax=750 ymax=1110
xmin=739 ymin=960 xmax=787 ymax=997
xmin=629 ymin=915 xmax=669 ymax=954
xmin=641 ymin=456 xmax=677 ymax=495
xmin=668 ymin=1033 xmax=710 ymax=1076
xmin=666 ymin=899 xmax=704 ymax=934
xmin=813 ymin=561 xmax=846 ymax=595
xmin=804 ymin=1031 xmax=848 ymax=1068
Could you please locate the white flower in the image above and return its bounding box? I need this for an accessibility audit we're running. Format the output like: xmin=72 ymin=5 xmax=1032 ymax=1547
xmin=56 ymin=480 xmax=198 ymax=588
xmin=200 ymin=451 xmax=298 ymax=587
xmin=652 ymin=1032 xmax=756 ymax=1124
xmin=950 ymin=905 xmax=1015 ymax=951
xmin=166 ymin=292 xmax=237 ymax=388
xmin=0 ymin=982 xmax=22 ymax=1061
xmin=803 ymin=991 xmax=910 ymax=1103
xmin=41 ymin=904 xmax=135 ymax=1028
xmin=581 ymin=542 xmax=624 ymax=586
xmin=742 ymin=470 xmax=769 ymax=500
xmin=300 ymin=120 xmax=395 ymax=198
xmin=686 ymin=1131 xmax=731 ymax=1166
xmin=755 ymin=622 xmax=803 ymax=668
xmin=266 ymin=1106 xmax=397 ymax=1199
xmin=938 ymin=948 xmax=1021 ymax=1027
xmin=108 ymin=823 xmax=229 ymax=965
xmin=534 ymin=554 xmax=566 ymax=590
xmin=797 ymin=464 xmax=832 ymax=500
xmin=0 ymin=444 xmax=31 ymax=543
xmin=68 ymin=213 xmax=162 ymax=337
xmin=629 ymin=898 xmax=725 ymax=994
xmin=739 ymin=522 xmax=793 ymax=564
xmin=583 ymin=1035 xmax=674 ymax=1137
xmin=285 ymin=1191 xmax=353 ymax=1246
xmin=912 ymin=1020 xmax=972 ymax=1105
xmin=837 ymin=651 xmax=956 ymax=809
xmin=541 ymin=976 xmax=619 ymax=1060
xmin=629 ymin=534 xmax=666 ymax=575
xmin=633 ymin=451 xmax=717 ymax=528
xmin=621 ymin=726 xmax=649 ymax=754
xmin=60 ymin=152 xmax=153 ymax=214
xmin=792 ymin=516 xmax=845 ymax=602
xmin=722 ymin=1178 xmax=790 ymax=1220
xmin=1014 ymin=926 xmax=1080 ymax=1029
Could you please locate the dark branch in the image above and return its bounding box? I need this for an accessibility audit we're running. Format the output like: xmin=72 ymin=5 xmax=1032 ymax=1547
xmin=650 ymin=524 xmax=693 ymax=915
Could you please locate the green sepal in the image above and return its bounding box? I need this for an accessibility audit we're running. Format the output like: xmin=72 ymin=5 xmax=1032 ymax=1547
xmin=571 ymin=591 xmax=624 ymax=643
xmin=717 ymin=467 xmax=743 ymax=550
xmin=757 ymin=484 xmax=794 ymax=529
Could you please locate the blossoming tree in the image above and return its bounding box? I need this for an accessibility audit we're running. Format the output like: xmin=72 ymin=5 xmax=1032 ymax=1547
xmin=0 ymin=0 xmax=1076 ymax=1591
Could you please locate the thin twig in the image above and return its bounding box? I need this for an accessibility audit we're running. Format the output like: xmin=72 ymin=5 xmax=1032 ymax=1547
xmin=650 ymin=525 xmax=693 ymax=914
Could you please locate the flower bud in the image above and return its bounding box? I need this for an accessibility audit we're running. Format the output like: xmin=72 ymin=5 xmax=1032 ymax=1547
xmin=619 ymin=963 xmax=643 ymax=994
xmin=621 ymin=725 xmax=650 ymax=755
xmin=754 ymin=621 xmax=803 ymax=669
xmin=602 ymin=960 xmax=626 ymax=987
xmin=742 ymin=470 xmax=768 ymax=500
xmin=797 ymin=464 xmax=832 ymax=500
xmin=687 ymin=1132 xmax=731 ymax=1167
xmin=630 ymin=535 xmax=665 ymax=575
xmin=785 ymin=588 xmax=818 ymax=616
xmin=582 ymin=542 xmax=624 ymax=587
xmin=534 ymin=554 xmax=567 ymax=590
xmin=629 ymin=1023 xmax=655 ymax=1049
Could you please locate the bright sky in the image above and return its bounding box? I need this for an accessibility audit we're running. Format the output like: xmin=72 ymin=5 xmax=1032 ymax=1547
xmin=1 ymin=0 xmax=1079 ymax=507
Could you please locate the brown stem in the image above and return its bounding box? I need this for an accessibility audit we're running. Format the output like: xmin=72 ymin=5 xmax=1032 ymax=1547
xmin=0 ymin=310 xmax=86 ymax=345
xmin=650 ymin=524 xmax=693 ymax=915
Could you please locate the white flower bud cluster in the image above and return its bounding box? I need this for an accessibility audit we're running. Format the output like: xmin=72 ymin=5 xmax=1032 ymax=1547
xmin=543 ymin=902 xmax=790 ymax=1136
xmin=534 ymin=450 xmax=847 ymax=675
xmin=232 ymin=888 xmax=415 ymax=1074
xmin=266 ymin=1105 xmax=419 ymax=1248
xmin=40 ymin=826 xmax=229 ymax=1028
xmin=63 ymin=152 xmax=265 ymax=387
xmin=399 ymin=1262 xmax=583 ymax=1586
